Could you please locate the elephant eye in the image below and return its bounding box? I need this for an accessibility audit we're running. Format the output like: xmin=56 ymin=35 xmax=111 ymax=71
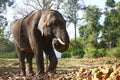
xmin=49 ymin=21 xmax=57 ymax=27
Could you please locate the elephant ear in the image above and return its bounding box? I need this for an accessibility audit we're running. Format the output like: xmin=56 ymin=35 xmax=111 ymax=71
xmin=37 ymin=12 xmax=50 ymax=36
xmin=31 ymin=10 xmax=44 ymax=36
xmin=38 ymin=18 xmax=45 ymax=36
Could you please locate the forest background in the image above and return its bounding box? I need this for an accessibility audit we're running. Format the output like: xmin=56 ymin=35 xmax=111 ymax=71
xmin=0 ymin=0 xmax=120 ymax=59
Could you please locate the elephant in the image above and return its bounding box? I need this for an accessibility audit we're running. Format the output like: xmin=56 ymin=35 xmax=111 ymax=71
xmin=12 ymin=9 xmax=69 ymax=76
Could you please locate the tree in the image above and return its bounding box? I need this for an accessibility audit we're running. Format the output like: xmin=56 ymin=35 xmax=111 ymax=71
xmin=103 ymin=0 xmax=120 ymax=48
xmin=105 ymin=0 xmax=115 ymax=8
xmin=13 ymin=0 xmax=64 ymax=17
xmin=0 ymin=0 xmax=14 ymax=54
xmin=0 ymin=0 xmax=14 ymax=38
xmin=0 ymin=0 xmax=14 ymax=11
xmin=79 ymin=5 xmax=102 ymax=49
xmin=63 ymin=0 xmax=86 ymax=49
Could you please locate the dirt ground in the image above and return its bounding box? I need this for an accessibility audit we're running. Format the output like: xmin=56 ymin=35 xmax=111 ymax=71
xmin=0 ymin=57 xmax=120 ymax=80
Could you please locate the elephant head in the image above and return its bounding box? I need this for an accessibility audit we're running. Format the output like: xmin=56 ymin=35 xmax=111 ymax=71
xmin=38 ymin=10 xmax=69 ymax=52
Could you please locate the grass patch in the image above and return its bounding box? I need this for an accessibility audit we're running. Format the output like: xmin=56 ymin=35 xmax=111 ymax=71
xmin=0 ymin=51 xmax=17 ymax=58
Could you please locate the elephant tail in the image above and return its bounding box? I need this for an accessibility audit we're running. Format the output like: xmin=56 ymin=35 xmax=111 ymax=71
xmin=18 ymin=18 xmax=24 ymax=48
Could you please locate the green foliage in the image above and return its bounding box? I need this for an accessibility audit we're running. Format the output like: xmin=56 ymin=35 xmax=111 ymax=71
xmin=108 ymin=47 xmax=120 ymax=59
xmin=79 ymin=5 xmax=102 ymax=53
xmin=98 ymin=40 xmax=108 ymax=49
xmin=62 ymin=38 xmax=85 ymax=58
xmin=85 ymin=5 xmax=102 ymax=25
xmin=97 ymin=49 xmax=108 ymax=57
xmin=117 ymin=38 xmax=120 ymax=47
xmin=62 ymin=48 xmax=85 ymax=58
xmin=105 ymin=0 xmax=115 ymax=8
xmin=78 ymin=1 xmax=120 ymax=59
xmin=0 ymin=0 xmax=15 ymax=59
xmin=0 ymin=51 xmax=17 ymax=58
xmin=84 ymin=48 xmax=97 ymax=58
xmin=102 ymin=1 xmax=120 ymax=48
xmin=84 ymin=48 xmax=108 ymax=58
xmin=0 ymin=39 xmax=15 ymax=54
xmin=71 ymin=49 xmax=85 ymax=58
xmin=63 ymin=0 xmax=120 ymax=59
xmin=62 ymin=51 xmax=71 ymax=58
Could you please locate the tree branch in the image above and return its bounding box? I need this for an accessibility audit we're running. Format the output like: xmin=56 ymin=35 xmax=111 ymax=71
xmin=36 ymin=0 xmax=43 ymax=8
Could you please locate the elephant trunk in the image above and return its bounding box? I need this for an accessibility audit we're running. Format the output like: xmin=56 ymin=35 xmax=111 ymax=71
xmin=52 ymin=31 xmax=69 ymax=52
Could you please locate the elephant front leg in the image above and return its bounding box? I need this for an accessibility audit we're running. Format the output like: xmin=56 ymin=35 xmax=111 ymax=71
xmin=44 ymin=48 xmax=58 ymax=73
xmin=35 ymin=49 xmax=44 ymax=75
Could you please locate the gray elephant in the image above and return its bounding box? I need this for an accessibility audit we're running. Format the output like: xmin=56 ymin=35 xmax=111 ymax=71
xmin=12 ymin=9 xmax=69 ymax=76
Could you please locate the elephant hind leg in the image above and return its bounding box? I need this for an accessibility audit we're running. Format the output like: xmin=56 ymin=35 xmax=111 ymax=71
xmin=26 ymin=52 xmax=34 ymax=76
xmin=15 ymin=45 xmax=26 ymax=76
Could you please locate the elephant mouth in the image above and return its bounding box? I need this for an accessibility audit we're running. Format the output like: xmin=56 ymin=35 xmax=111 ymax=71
xmin=52 ymin=37 xmax=69 ymax=52
xmin=52 ymin=38 xmax=65 ymax=47
xmin=56 ymin=38 xmax=65 ymax=45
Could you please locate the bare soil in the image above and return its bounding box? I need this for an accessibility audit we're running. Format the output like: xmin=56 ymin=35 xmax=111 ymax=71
xmin=0 ymin=57 xmax=120 ymax=80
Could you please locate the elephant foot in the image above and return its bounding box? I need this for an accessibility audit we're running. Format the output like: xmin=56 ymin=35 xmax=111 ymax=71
xmin=47 ymin=72 xmax=55 ymax=79
xmin=46 ymin=68 xmax=56 ymax=74
xmin=27 ymin=72 xmax=34 ymax=76
xmin=26 ymin=69 xmax=34 ymax=76
xmin=36 ymin=69 xmax=44 ymax=75
xmin=33 ymin=73 xmax=45 ymax=80
xmin=20 ymin=72 xmax=26 ymax=77
xmin=39 ymin=72 xmax=55 ymax=80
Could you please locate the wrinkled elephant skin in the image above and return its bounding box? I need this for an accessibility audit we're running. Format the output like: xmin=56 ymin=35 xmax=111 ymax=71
xmin=12 ymin=9 xmax=69 ymax=76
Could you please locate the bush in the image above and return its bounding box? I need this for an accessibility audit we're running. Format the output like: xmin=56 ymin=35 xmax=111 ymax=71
xmin=0 ymin=51 xmax=17 ymax=58
xmin=108 ymin=47 xmax=120 ymax=59
xmin=61 ymin=38 xmax=85 ymax=58
xmin=61 ymin=52 xmax=71 ymax=58
xmin=84 ymin=48 xmax=96 ymax=58
xmin=0 ymin=40 xmax=15 ymax=54
xmin=84 ymin=48 xmax=107 ymax=58
xmin=62 ymin=48 xmax=85 ymax=58
xmin=97 ymin=49 xmax=108 ymax=57
xmin=71 ymin=49 xmax=85 ymax=58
